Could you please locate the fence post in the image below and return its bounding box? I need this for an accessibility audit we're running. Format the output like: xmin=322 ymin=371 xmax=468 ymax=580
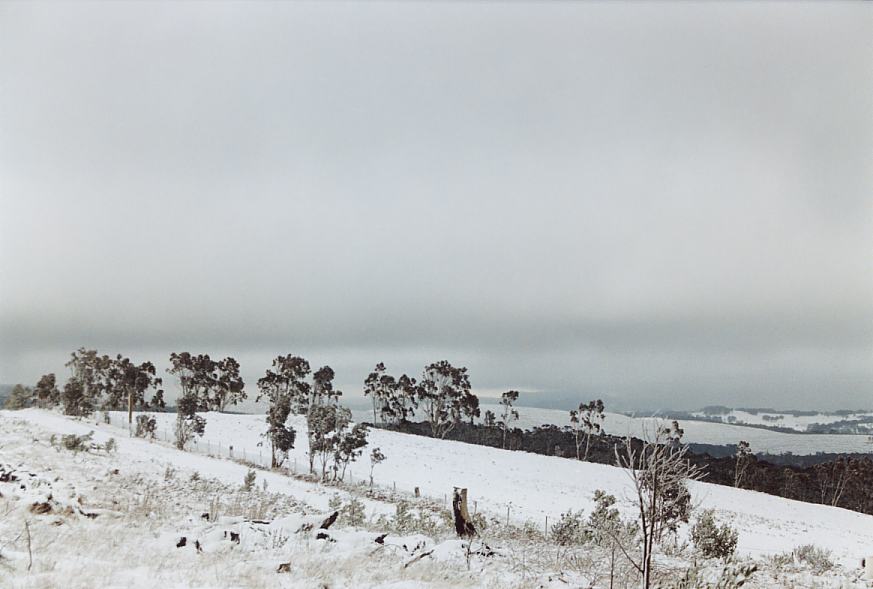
xmin=544 ymin=516 xmax=548 ymax=538
xmin=506 ymin=505 xmax=510 ymax=527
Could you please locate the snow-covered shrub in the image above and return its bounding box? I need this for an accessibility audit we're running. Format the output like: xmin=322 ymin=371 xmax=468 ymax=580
xmin=550 ymin=510 xmax=588 ymax=546
xmin=243 ymin=469 xmax=257 ymax=491
xmin=691 ymin=510 xmax=738 ymax=560
xmin=59 ymin=431 xmax=94 ymax=453
xmin=328 ymin=494 xmax=367 ymax=527
xmin=104 ymin=437 xmax=117 ymax=453
xmin=135 ymin=415 xmax=157 ymax=440
xmin=656 ymin=561 xmax=757 ymax=589
xmin=791 ymin=544 xmax=834 ymax=574
xmin=374 ymin=500 xmax=447 ymax=535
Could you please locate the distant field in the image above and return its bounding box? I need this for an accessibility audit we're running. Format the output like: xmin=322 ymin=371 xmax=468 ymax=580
xmin=465 ymin=404 xmax=873 ymax=456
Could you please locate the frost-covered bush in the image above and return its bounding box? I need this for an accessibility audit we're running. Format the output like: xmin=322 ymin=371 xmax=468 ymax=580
xmin=656 ymin=561 xmax=757 ymax=589
xmin=59 ymin=431 xmax=94 ymax=453
xmin=550 ymin=510 xmax=588 ymax=546
xmin=373 ymin=500 xmax=448 ymax=535
xmin=691 ymin=510 xmax=738 ymax=560
xmin=328 ymin=494 xmax=367 ymax=527
xmin=243 ymin=469 xmax=257 ymax=491
xmin=792 ymin=544 xmax=834 ymax=574
xmin=104 ymin=437 xmax=117 ymax=453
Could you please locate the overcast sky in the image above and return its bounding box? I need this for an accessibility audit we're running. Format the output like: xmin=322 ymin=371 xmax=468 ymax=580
xmin=1 ymin=2 xmax=871 ymax=410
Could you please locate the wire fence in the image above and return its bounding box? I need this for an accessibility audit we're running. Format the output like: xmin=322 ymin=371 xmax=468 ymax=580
xmin=100 ymin=411 xmax=463 ymax=513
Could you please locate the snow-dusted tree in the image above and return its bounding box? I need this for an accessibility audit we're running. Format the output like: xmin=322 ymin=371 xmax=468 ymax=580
xmin=483 ymin=410 xmax=496 ymax=428
xmin=333 ymin=420 xmax=369 ymax=481
xmin=734 ymin=440 xmax=752 ymax=488
xmin=498 ymin=390 xmax=520 ymax=449
xmin=61 ymin=379 xmax=90 ymax=417
xmin=213 ymin=356 xmax=246 ymax=412
xmin=257 ymin=355 xmax=309 ymax=467
xmin=388 ymin=374 xmax=418 ymax=424
xmin=3 ymin=384 xmax=32 ymax=409
xmin=265 ymin=396 xmax=296 ymax=468
xmin=615 ymin=428 xmax=704 ymax=589
xmin=306 ymin=402 xmax=368 ymax=481
xmin=174 ymin=392 xmax=206 ymax=450
xmin=569 ymin=399 xmax=605 ymax=461
xmin=306 ymin=366 xmax=342 ymax=473
xmin=33 ymin=373 xmax=60 ymax=408
xmin=167 ymin=352 xmax=219 ymax=411
xmin=416 ymin=361 xmax=478 ymax=439
xmin=110 ymin=356 xmax=165 ymax=423
xmin=363 ymin=363 xmax=388 ymax=424
xmin=369 ymin=447 xmax=386 ymax=486
xmin=64 ymin=348 xmax=104 ymax=415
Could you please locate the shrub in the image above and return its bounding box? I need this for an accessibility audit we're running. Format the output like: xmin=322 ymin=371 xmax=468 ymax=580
xmin=60 ymin=431 xmax=95 ymax=453
xmin=792 ymin=544 xmax=834 ymax=574
xmin=550 ymin=510 xmax=588 ymax=546
xmin=104 ymin=437 xmax=117 ymax=453
xmin=243 ymin=469 xmax=257 ymax=491
xmin=657 ymin=561 xmax=757 ymax=589
xmin=691 ymin=510 xmax=738 ymax=560
xmin=329 ymin=494 xmax=367 ymax=527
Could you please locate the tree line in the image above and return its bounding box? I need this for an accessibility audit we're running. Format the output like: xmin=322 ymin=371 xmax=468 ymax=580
xmin=3 ymin=349 xmax=494 ymax=483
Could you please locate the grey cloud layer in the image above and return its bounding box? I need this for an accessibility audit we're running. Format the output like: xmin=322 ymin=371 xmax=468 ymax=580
xmin=1 ymin=2 xmax=871 ymax=409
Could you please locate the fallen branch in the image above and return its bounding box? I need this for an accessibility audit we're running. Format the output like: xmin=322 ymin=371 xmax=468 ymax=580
xmin=403 ymin=550 xmax=434 ymax=569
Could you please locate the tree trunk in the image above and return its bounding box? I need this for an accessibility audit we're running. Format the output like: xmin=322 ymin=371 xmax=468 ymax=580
xmin=452 ymin=487 xmax=476 ymax=537
xmin=127 ymin=390 xmax=133 ymax=425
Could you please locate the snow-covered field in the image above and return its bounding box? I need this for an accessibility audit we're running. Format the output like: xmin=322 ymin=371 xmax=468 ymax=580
xmin=688 ymin=409 xmax=873 ymax=434
xmin=3 ymin=409 xmax=873 ymax=588
xmin=467 ymin=404 xmax=873 ymax=456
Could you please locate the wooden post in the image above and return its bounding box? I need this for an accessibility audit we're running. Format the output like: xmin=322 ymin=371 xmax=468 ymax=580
xmin=127 ymin=392 xmax=133 ymax=426
xmin=452 ymin=488 xmax=476 ymax=537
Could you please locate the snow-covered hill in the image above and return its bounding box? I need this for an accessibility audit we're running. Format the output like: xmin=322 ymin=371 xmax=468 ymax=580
xmin=3 ymin=409 xmax=873 ymax=588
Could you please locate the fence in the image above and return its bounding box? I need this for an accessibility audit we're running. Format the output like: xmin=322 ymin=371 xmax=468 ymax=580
xmin=99 ymin=411 xmax=548 ymax=533
xmin=100 ymin=411 xmax=455 ymax=510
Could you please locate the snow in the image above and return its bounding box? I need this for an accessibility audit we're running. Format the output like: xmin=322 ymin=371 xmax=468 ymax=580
xmin=3 ymin=408 xmax=873 ymax=587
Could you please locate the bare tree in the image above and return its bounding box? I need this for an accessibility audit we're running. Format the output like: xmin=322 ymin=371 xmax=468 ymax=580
xmin=498 ymin=390 xmax=519 ymax=449
xmin=614 ymin=426 xmax=705 ymax=589
xmin=734 ymin=440 xmax=752 ymax=488
xmin=815 ymin=457 xmax=852 ymax=507
xmin=570 ymin=399 xmax=605 ymax=461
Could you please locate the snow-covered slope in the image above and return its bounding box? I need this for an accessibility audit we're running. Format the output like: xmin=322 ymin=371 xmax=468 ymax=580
xmin=4 ymin=409 xmax=873 ymax=587
xmin=16 ymin=409 xmax=873 ymax=565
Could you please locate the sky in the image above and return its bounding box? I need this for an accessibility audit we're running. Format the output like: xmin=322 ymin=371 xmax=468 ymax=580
xmin=1 ymin=1 xmax=871 ymax=411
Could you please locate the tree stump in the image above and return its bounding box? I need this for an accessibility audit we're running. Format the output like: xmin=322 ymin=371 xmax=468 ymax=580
xmin=452 ymin=487 xmax=476 ymax=537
